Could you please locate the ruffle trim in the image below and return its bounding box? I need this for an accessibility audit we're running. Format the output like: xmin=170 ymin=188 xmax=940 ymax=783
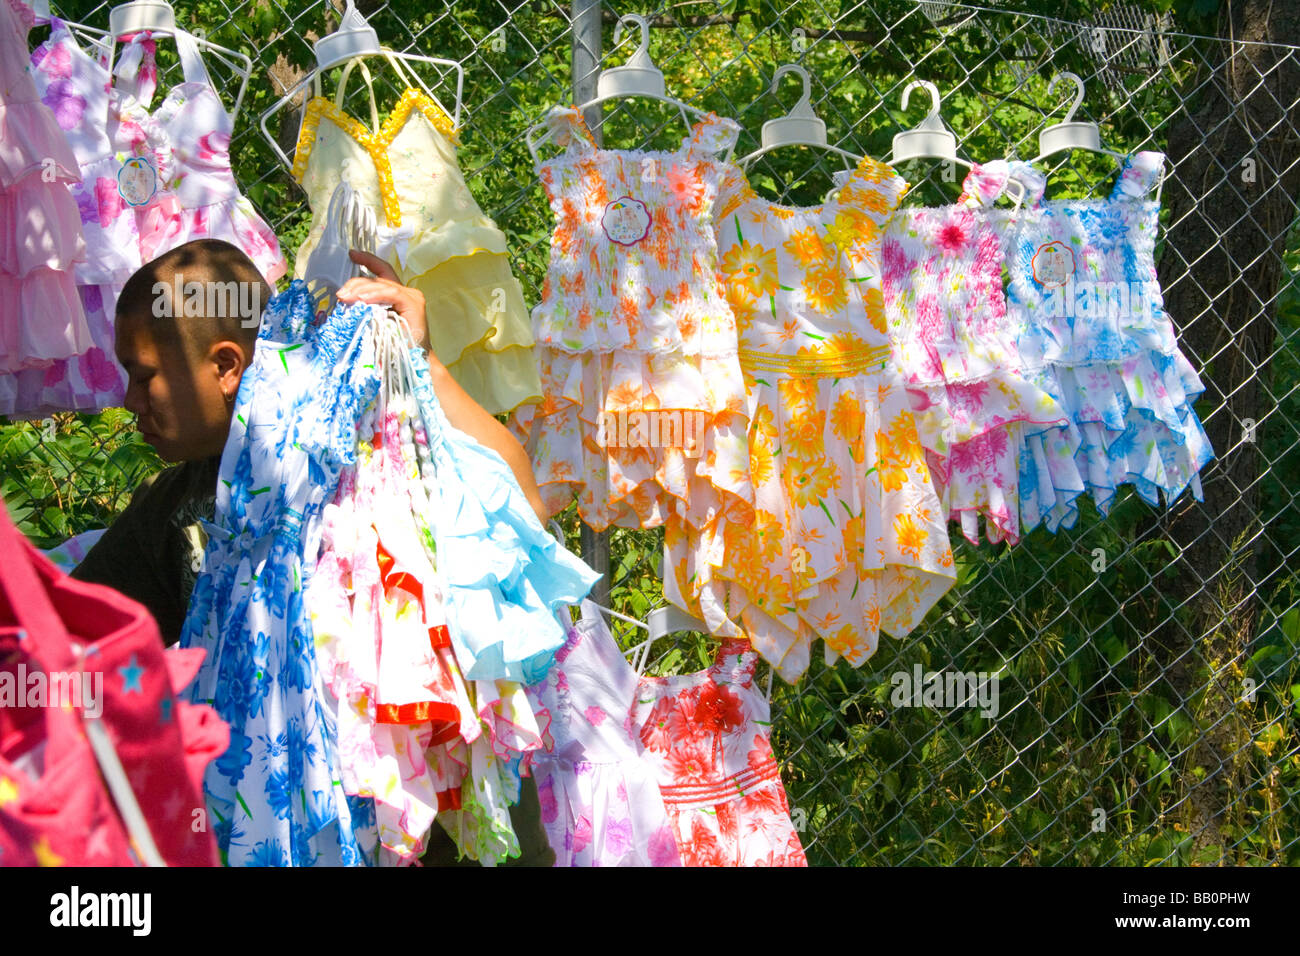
xmin=1033 ymin=352 xmax=1213 ymax=515
xmin=0 ymin=267 xmax=92 ymax=372
xmin=412 ymin=348 xmax=601 ymax=685
xmin=511 ymin=344 xmax=752 ymax=532
xmin=0 ymin=176 xmax=86 ymax=275
xmin=0 ymin=100 xmax=82 ymax=188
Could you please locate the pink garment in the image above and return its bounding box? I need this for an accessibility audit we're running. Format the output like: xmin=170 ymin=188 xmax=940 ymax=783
xmin=526 ymin=601 xmax=682 ymax=867
xmin=0 ymin=0 xmax=90 ymax=410
xmin=628 ymin=638 xmax=808 ymax=867
xmin=879 ymin=162 xmax=1069 ymax=544
xmin=16 ymin=20 xmax=285 ymax=417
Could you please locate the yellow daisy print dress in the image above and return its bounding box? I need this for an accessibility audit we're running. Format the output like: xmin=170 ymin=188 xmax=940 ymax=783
xmin=708 ymin=157 xmax=956 ymax=682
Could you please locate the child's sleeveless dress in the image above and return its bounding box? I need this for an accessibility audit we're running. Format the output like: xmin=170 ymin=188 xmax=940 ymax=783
xmin=22 ymin=22 xmax=284 ymax=416
xmin=995 ymin=155 xmax=1213 ymax=524
xmin=291 ymin=87 xmax=540 ymax=416
xmin=0 ymin=1 xmax=91 ymax=417
xmin=710 ymin=158 xmax=956 ymax=684
xmin=628 ymin=638 xmax=808 ymax=866
xmin=526 ymin=601 xmax=682 ymax=866
xmin=510 ymin=107 xmax=754 ymax=643
xmin=180 ymin=284 xmax=383 ymax=867
xmin=879 ymin=162 xmax=1071 ymax=545
xmin=111 ymin=29 xmax=285 ymax=282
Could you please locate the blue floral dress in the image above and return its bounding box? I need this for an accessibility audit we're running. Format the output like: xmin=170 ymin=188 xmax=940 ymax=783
xmin=993 ymin=153 xmax=1214 ymax=528
xmin=181 ymin=283 xmax=382 ymax=866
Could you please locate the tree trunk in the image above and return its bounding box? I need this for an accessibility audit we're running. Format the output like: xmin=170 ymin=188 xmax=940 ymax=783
xmin=1147 ymin=0 xmax=1300 ymax=863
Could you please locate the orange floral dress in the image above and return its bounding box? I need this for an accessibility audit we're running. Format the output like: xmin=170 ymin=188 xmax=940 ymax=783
xmin=511 ymin=107 xmax=753 ymax=634
xmin=705 ymin=158 xmax=957 ymax=683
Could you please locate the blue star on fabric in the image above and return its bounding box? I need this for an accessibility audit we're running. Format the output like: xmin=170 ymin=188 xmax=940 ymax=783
xmin=159 ymin=696 xmax=173 ymax=723
xmin=118 ymin=654 xmax=144 ymax=695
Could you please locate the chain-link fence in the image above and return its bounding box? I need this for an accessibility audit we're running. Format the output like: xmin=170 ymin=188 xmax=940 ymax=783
xmin=4 ymin=0 xmax=1298 ymax=866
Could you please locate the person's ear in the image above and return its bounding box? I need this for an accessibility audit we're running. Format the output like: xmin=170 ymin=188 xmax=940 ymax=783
xmin=210 ymin=340 xmax=249 ymax=406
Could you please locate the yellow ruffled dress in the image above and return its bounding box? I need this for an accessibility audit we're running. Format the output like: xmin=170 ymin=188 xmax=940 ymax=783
xmin=292 ymin=88 xmax=541 ymax=416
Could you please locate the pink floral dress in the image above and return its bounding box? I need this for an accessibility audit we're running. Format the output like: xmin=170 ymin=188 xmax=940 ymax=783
xmin=526 ymin=601 xmax=682 ymax=866
xmin=880 ymin=161 xmax=1070 ymax=544
xmin=0 ymin=3 xmax=92 ymax=416
xmin=20 ymin=21 xmax=284 ymax=416
xmin=628 ymin=638 xmax=808 ymax=866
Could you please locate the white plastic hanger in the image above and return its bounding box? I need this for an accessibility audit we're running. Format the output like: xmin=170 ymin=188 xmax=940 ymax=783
xmin=27 ymin=0 xmax=109 ymax=54
xmin=889 ymin=80 xmax=969 ymax=170
xmin=738 ymin=64 xmax=861 ymax=168
xmin=1030 ymin=72 xmax=1166 ymax=202
xmin=526 ymin=13 xmax=730 ymax=164
xmin=890 ymin=79 xmax=1024 ymax=208
xmin=106 ymin=0 xmax=253 ymax=121
xmin=258 ymin=0 xmax=465 ymax=172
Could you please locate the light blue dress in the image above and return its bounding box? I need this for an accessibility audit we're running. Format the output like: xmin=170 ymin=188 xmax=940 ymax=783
xmin=181 ymin=282 xmax=381 ymax=866
xmin=996 ymin=154 xmax=1214 ymax=530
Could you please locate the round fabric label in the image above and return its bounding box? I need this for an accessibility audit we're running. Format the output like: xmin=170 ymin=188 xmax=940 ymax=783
xmin=1031 ymin=240 xmax=1074 ymax=289
xmin=601 ymin=196 xmax=652 ymax=246
xmin=117 ymin=156 xmax=158 ymax=207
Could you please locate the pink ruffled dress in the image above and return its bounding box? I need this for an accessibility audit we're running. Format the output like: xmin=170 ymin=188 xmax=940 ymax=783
xmin=879 ymin=162 xmax=1071 ymax=544
xmin=0 ymin=0 xmax=91 ymax=416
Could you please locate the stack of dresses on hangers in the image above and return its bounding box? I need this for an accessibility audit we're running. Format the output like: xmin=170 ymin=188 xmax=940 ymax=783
xmin=181 ymin=281 xmax=597 ymax=866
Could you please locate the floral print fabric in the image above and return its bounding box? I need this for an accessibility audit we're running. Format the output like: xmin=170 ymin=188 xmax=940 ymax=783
xmin=629 ymin=638 xmax=807 ymax=866
xmin=994 ymin=153 xmax=1214 ymax=526
xmin=709 ymin=158 xmax=956 ymax=683
xmin=526 ymin=601 xmax=682 ymax=866
xmin=510 ymin=107 xmax=752 ymax=535
xmin=18 ymin=19 xmax=284 ymax=417
xmin=180 ymin=284 xmax=381 ymax=867
xmin=879 ymin=161 xmax=1070 ymax=544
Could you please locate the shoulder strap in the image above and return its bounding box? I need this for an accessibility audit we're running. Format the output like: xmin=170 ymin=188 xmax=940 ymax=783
xmin=1111 ymin=151 xmax=1165 ymax=200
xmin=172 ymin=27 xmax=212 ymax=88
xmin=544 ymin=105 xmax=596 ymax=153
xmin=113 ymin=31 xmax=159 ymax=106
xmin=687 ymin=112 xmax=741 ymax=158
xmin=1006 ymin=159 xmax=1047 ymax=207
xmin=958 ymin=160 xmax=1011 ymax=207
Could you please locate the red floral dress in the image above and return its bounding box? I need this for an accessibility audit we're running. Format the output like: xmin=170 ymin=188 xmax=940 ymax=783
xmin=628 ymin=639 xmax=807 ymax=866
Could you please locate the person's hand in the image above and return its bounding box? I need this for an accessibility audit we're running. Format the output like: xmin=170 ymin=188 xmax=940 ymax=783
xmin=337 ymin=250 xmax=429 ymax=352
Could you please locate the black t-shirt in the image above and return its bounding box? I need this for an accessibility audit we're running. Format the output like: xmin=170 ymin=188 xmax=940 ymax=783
xmin=71 ymin=456 xmax=219 ymax=647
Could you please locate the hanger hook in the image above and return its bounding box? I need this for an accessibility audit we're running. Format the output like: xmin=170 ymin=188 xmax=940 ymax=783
xmin=613 ymin=13 xmax=652 ymax=62
xmin=1046 ymin=72 xmax=1085 ymax=125
xmin=771 ymin=63 xmax=813 ymax=113
xmin=900 ymin=79 xmax=941 ymax=124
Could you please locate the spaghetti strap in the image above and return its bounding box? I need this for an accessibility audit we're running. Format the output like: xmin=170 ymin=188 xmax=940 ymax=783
xmin=686 ymin=111 xmax=740 ymax=157
xmin=1006 ymin=159 xmax=1047 ymax=207
xmin=958 ymin=159 xmax=1012 ymax=207
xmin=1111 ymin=150 xmax=1165 ymax=201
xmin=542 ymin=105 xmax=597 ymax=154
